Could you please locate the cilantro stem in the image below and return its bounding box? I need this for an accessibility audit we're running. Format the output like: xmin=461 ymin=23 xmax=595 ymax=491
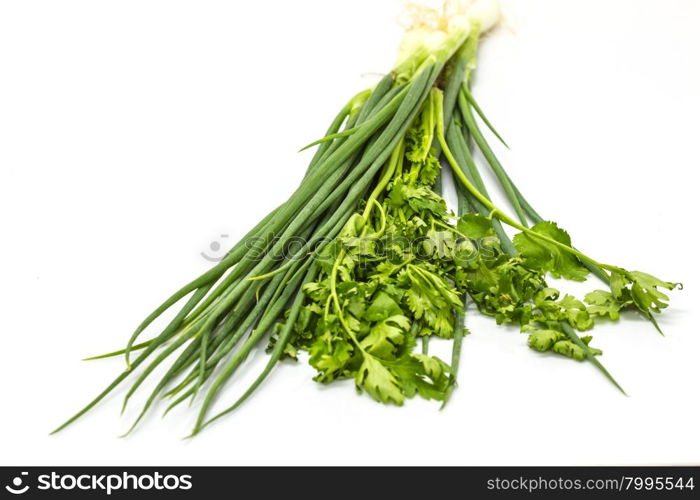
xmin=433 ymin=219 xmax=470 ymax=240
xmin=455 ymin=87 xmax=614 ymax=289
xmin=437 ymin=90 xmax=626 ymax=279
xmin=362 ymin=138 xmax=404 ymax=222
xmin=329 ymin=247 xmax=365 ymax=351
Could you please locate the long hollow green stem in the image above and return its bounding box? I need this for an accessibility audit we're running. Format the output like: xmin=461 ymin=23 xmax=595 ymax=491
xmin=437 ymin=92 xmax=624 ymax=278
xmin=198 ymin=264 xmax=320 ymax=431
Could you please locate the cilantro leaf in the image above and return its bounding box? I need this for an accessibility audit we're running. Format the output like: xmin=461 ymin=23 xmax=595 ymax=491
xmin=628 ymin=271 xmax=680 ymax=314
xmin=585 ymin=290 xmax=625 ymax=320
xmin=360 ymin=315 xmax=409 ymax=358
xmin=527 ymin=329 xmax=565 ymax=351
xmin=421 ymin=228 xmax=456 ymax=259
xmin=513 ymin=221 xmax=589 ymax=281
xmin=558 ymin=294 xmax=594 ymax=331
xmin=309 ymin=333 xmax=355 ymax=383
xmin=527 ymin=330 xmax=602 ymax=361
xmin=364 ymin=291 xmax=403 ymax=322
xmin=355 ymin=355 xmax=404 ymax=405
xmin=609 ymin=270 xmax=680 ymax=317
xmin=388 ymin=353 xmax=452 ymax=401
xmin=457 ymin=213 xmax=494 ymax=239
xmin=552 ymin=336 xmax=602 ymax=361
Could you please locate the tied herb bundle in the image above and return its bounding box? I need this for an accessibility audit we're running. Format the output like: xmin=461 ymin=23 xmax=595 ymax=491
xmin=54 ymin=0 xmax=679 ymax=436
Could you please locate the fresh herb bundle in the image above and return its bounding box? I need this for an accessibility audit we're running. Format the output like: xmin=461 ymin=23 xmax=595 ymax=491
xmin=54 ymin=0 xmax=679 ymax=436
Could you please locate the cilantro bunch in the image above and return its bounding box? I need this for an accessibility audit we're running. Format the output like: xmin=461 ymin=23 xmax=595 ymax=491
xmin=54 ymin=5 xmax=679 ymax=436
xmin=286 ymin=101 xmax=469 ymax=404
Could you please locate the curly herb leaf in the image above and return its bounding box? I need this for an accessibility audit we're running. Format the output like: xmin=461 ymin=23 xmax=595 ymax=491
xmin=513 ymin=221 xmax=589 ymax=281
xmin=528 ymin=329 xmax=602 ymax=361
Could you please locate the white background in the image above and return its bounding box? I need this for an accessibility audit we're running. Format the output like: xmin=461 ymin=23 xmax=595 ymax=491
xmin=1 ymin=0 xmax=698 ymax=466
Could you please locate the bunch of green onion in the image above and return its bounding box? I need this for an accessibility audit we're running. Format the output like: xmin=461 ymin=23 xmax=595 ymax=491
xmin=53 ymin=0 xmax=678 ymax=437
